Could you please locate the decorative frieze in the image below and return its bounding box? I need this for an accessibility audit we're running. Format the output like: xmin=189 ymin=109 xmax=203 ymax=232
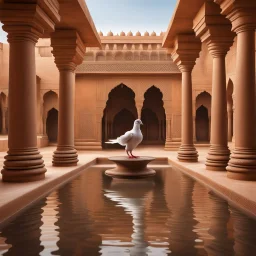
xmin=76 ymin=62 xmax=180 ymax=74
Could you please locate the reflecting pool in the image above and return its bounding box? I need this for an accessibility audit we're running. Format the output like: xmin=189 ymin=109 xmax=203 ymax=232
xmin=0 ymin=166 xmax=256 ymax=255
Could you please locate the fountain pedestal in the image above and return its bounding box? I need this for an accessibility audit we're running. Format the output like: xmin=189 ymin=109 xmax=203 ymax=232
xmin=105 ymin=156 xmax=156 ymax=178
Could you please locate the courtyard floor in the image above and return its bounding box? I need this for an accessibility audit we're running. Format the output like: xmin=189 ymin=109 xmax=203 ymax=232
xmin=0 ymin=145 xmax=255 ymax=227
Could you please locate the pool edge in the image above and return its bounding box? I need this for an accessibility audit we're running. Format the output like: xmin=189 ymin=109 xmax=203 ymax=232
xmin=0 ymin=159 xmax=96 ymax=228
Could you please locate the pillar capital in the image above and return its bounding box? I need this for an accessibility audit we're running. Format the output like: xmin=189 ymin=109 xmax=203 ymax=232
xmin=214 ymin=0 xmax=256 ymax=34
xmin=171 ymin=34 xmax=201 ymax=72
xmin=0 ymin=1 xmax=60 ymax=43
xmin=193 ymin=1 xmax=235 ymax=58
xmin=51 ymin=30 xmax=86 ymax=72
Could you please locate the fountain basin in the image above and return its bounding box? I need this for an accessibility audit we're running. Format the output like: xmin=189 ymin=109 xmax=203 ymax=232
xmin=105 ymin=156 xmax=156 ymax=178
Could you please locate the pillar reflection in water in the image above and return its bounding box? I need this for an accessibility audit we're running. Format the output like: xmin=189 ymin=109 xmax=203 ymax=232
xmin=165 ymin=170 xmax=198 ymax=255
xmin=144 ymin=170 xmax=171 ymax=254
xmin=40 ymin=191 xmax=60 ymax=255
xmin=231 ymin=207 xmax=256 ymax=256
xmin=0 ymin=199 xmax=46 ymax=256
xmin=53 ymin=179 xmax=102 ymax=256
xmin=205 ymin=192 xmax=234 ymax=256
xmin=191 ymin=182 xmax=212 ymax=254
xmin=104 ymin=178 xmax=154 ymax=256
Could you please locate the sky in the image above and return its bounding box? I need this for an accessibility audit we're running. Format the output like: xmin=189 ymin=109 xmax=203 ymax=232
xmin=0 ymin=0 xmax=177 ymax=42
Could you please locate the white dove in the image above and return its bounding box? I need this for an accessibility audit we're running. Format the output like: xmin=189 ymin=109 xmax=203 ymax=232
xmin=105 ymin=119 xmax=143 ymax=158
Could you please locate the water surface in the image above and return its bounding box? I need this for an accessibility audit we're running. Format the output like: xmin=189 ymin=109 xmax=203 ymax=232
xmin=0 ymin=166 xmax=256 ymax=255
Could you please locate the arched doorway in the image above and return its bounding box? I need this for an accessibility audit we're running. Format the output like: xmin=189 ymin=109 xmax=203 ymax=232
xmin=102 ymin=84 xmax=137 ymax=149
xmin=43 ymin=91 xmax=58 ymax=141
xmin=141 ymin=86 xmax=166 ymax=145
xmin=113 ymin=109 xmax=135 ymax=139
xmin=196 ymin=106 xmax=209 ymax=142
xmin=195 ymin=91 xmax=211 ymax=142
xmin=46 ymin=108 xmax=58 ymax=143
xmin=141 ymin=108 xmax=159 ymax=142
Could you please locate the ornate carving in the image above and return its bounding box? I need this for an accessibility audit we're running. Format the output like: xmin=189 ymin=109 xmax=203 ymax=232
xmin=51 ymin=30 xmax=86 ymax=71
xmin=76 ymin=62 xmax=180 ymax=74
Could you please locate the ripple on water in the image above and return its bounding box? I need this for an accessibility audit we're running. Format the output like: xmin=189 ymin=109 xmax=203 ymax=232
xmin=0 ymin=167 xmax=256 ymax=255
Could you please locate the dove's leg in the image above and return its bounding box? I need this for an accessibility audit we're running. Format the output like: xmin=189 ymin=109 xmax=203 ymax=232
xmin=126 ymin=150 xmax=133 ymax=158
xmin=130 ymin=151 xmax=138 ymax=158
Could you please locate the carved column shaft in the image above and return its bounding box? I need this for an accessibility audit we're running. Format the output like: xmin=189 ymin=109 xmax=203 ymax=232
xmin=171 ymin=34 xmax=200 ymax=162
xmin=1 ymin=107 xmax=6 ymax=134
xmin=227 ymin=106 xmax=233 ymax=142
xmin=215 ymin=0 xmax=256 ymax=180
xmin=232 ymin=93 xmax=235 ymax=143
xmin=165 ymin=118 xmax=171 ymax=142
xmin=181 ymin=69 xmax=194 ymax=145
xmin=206 ymin=47 xmax=231 ymax=171
xmin=51 ymin=30 xmax=85 ymax=167
xmin=0 ymin=2 xmax=60 ymax=182
xmin=193 ymin=1 xmax=234 ymax=171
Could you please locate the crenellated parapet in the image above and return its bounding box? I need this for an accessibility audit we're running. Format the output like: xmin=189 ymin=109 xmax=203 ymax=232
xmin=34 ymin=31 xmax=180 ymax=74
xmin=76 ymin=31 xmax=180 ymax=74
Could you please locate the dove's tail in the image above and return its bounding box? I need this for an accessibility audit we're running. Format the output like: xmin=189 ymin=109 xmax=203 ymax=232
xmin=105 ymin=139 xmax=118 ymax=144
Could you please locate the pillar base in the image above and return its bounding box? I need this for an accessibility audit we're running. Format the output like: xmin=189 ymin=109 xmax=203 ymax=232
xmin=226 ymin=148 xmax=256 ymax=181
xmin=164 ymin=141 xmax=181 ymax=151
xmin=177 ymin=144 xmax=198 ymax=162
xmin=52 ymin=146 xmax=78 ymax=167
xmin=1 ymin=148 xmax=46 ymax=182
xmin=206 ymin=145 xmax=230 ymax=171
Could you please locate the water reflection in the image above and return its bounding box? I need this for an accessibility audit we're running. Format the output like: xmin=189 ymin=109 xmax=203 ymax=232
xmin=204 ymin=192 xmax=234 ymax=256
xmin=40 ymin=191 xmax=60 ymax=255
xmin=165 ymin=171 xmax=198 ymax=255
xmin=53 ymin=177 xmax=102 ymax=256
xmin=0 ymin=167 xmax=255 ymax=255
xmin=104 ymin=178 xmax=154 ymax=255
xmin=0 ymin=199 xmax=46 ymax=255
xmin=231 ymin=207 xmax=256 ymax=256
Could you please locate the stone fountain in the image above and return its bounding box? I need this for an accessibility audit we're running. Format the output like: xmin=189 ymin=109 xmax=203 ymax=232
xmin=105 ymin=156 xmax=156 ymax=178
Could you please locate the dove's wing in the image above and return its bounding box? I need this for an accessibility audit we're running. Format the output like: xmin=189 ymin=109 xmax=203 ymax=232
xmin=117 ymin=131 xmax=133 ymax=146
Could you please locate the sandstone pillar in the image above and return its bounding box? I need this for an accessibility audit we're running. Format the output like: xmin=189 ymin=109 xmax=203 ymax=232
xmin=193 ymin=1 xmax=234 ymax=171
xmin=232 ymin=93 xmax=235 ymax=143
xmin=0 ymin=3 xmax=59 ymax=182
xmin=215 ymin=0 xmax=256 ymax=180
xmin=178 ymin=69 xmax=198 ymax=161
xmin=227 ymin=105 xmax=233 ymax=142
xmin=135 ymin=100 xmax=143 ymax=120
xmin=171 ymin=35 xmax=201 ymax=162
xmin=206 ymin=45 xmax=232 ymax=170
xmin=165 ymin=117 xmax=171 ymax=142
xmin=51 ymin=30 xmax=85 ymax=167
xmin=193 ymin=116 xmax=196 ymax=142
xmin=1 ymin=107 xmax=6 ymax=134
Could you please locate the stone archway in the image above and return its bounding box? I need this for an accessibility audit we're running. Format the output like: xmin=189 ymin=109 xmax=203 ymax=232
xmin=141 ymin=86 xmax=166 ymax=145
xmin=196 ymin=106 xmax=209 ymax=142
xmin=102 ymin=83 xmax=137 ymax=149
xmin=195 ymin=91 xmax=211 ymax=142
xmin=141 ymin=108 xmax=159 ymax=142
xmin=43 ymin=91 xmax=58 ymax=140
xmin=112 ymin=109 xmax=135 ymax=149
xmin=46 ymin=108 xmax=58 ymax=143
